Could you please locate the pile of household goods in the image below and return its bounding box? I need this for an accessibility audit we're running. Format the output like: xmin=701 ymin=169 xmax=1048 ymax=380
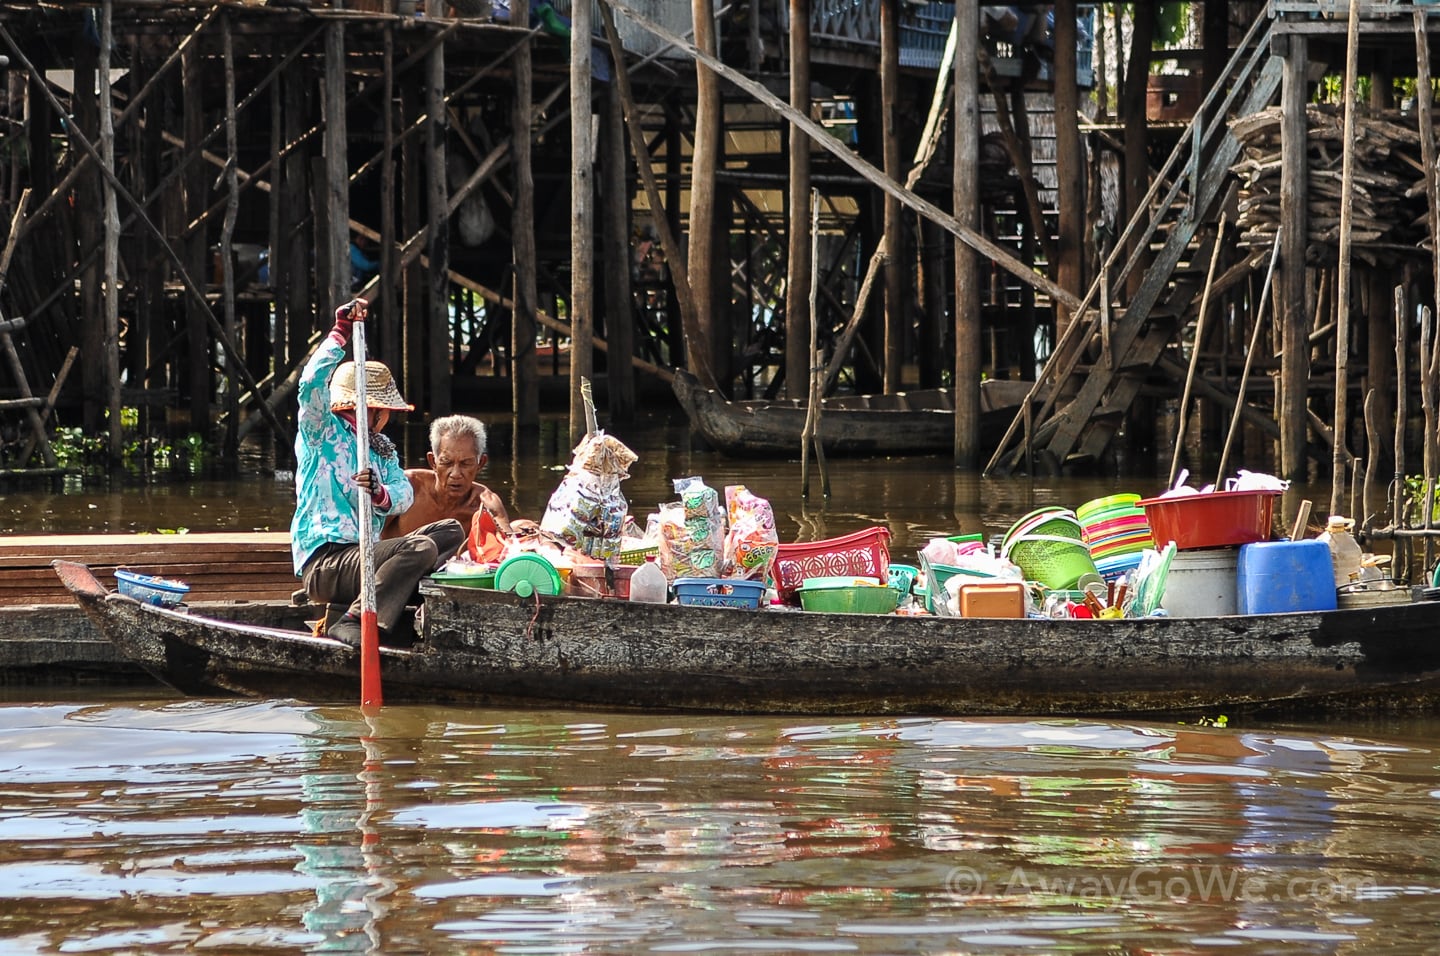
xmin=435 ymin=432 xmax=781 ymax=605
xmin=906 ymin=468 xmax=1408 ymax=620
xmin=433 ymin=445 xmax=1407 ymax=618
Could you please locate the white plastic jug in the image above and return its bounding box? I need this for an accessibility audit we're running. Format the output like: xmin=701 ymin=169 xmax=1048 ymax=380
xmin=629 ymin=555 xmax=668 ymax=603
xmin=1316 ymin=515 xmax=1362 ymax=590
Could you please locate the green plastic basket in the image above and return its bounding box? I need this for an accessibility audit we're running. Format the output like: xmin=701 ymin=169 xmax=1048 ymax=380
xmin=1002 ymin=513 xmax=1097 ymax=590
xmin=798 ymin=583 xmax=900 ymax=615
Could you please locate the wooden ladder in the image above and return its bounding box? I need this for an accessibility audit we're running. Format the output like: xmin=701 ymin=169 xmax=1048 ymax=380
xmin=986 ymin=15 xmax=1284 ymax=474
xmin=0 ymin=190 xmax=62 ymax=473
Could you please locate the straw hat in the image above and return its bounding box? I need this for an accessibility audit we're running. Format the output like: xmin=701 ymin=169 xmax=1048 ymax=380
xmin=330 ymin=360 xmax=412 ymax=412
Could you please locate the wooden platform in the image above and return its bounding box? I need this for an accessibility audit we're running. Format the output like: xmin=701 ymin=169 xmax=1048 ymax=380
xmin=0 ymin=533 xmax=297 ymax=607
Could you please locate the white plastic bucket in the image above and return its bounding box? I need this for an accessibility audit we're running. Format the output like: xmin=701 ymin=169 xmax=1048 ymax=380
xmin=1163 ymin=546 xmax=1239 ymax=617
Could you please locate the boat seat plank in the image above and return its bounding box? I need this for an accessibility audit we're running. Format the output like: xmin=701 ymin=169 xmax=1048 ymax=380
xmin=0 ymin=532 xmax=297 ymax=605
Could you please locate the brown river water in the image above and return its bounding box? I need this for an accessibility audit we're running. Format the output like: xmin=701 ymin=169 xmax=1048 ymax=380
xmin=2 ymin=411 xmax=1439 ymax=953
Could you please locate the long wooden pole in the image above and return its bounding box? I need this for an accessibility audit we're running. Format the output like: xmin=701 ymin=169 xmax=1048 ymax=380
xmin=1217 ymin=229 xmax=1282 ymax=488
xmin=1333 ymin=0 xmax=1362 ymax=517
xmin=351 ymin=305 xmax=382 ymax=712
xmin=802 ymin=189 xmax=828 ymax=498
xmin=1170 ymin=212 xmax=1228 ymax=488
xmin=1393 ymin=286 xmax=1407 ymax=573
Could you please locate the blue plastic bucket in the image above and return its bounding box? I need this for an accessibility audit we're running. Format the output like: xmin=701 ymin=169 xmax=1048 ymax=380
xmin=1237 ymin=540 xmax=1337 ymax=614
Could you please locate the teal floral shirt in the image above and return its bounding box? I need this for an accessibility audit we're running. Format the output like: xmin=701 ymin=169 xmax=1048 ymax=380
xmin=290 ymin=336 xmax=413 ymax=574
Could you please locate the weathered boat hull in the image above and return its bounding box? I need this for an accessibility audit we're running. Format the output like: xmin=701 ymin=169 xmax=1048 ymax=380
xmin=671 ymin=369 xmax=1033 ymax=458
xmin=55 ymin=560 xmax=1440 ymax=717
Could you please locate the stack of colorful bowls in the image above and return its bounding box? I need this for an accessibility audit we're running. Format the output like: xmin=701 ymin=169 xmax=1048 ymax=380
xmin=1000 ymin=506 xmax=1098 ymax=590
xmin=1076 ymin=494 xmax=1154 ymax=583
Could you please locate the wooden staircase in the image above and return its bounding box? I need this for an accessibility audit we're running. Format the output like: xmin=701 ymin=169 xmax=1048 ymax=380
xmin=986 ymin=15 xmax=1283 ymax=474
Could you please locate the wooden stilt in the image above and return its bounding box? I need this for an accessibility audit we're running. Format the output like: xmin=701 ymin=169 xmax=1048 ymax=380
xmin=1332 ymin=0 xmax=1362 ymax=517
xmin=425 ymin=1 xmax=450 ymax=417
xmin=73 ymin=27 xmax=103 ymax=438
xmin=380 ymin=23 xmax=400 ymax=368
xmin=512 ymin=1 xmax=539 ymax=429
xmin=221 ymin=13 xmax=240 ymax=461
xmin=0 ymin=188 xmax=58 ymax=469
xmin=954 ymin=0 xmax=981 ymax=466
xmin=99 ymin=0 xmax=122 ymax=460
xmin=602 ymin=78 xmax=635 ymax=421
xmin=689 ymin=0 xmax=721 ymax=390
xmin=880 ymin=0 xmax=903 ymax=393
xmin=822 ymin=19 xmax=954 ymax=394
xmin=569 ymin=0 xmax=594 ymax=445
xmin=181 ymin=41 xmax=209 ymax=433
xmin=1053 ymin=0 xmax=1083 ymax=334
xmin=323 ymin=21 xmax=350 ymax=313
xmin=598 ymin=0 xmax=698 ymax=374
xmin=785 ymin=0 xmax=811 ymax=401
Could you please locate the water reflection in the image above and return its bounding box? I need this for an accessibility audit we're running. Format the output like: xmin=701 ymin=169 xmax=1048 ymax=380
xmin=2 ymin=701 xmax=1438 ymax=952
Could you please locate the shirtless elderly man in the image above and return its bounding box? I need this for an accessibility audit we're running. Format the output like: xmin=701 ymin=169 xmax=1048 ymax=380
xmin=382 ymin=415 xmax=514 ymax=540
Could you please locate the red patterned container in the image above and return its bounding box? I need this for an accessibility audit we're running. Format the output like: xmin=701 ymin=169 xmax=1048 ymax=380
xmin=773 ymin=526 xmax=891 ymax=603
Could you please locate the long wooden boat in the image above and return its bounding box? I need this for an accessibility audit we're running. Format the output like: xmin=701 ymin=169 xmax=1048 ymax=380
xmin=54 ymin=560 xmax=1440 ymax=717
xmin=671 ymin=369 xmax=1038 ymax=457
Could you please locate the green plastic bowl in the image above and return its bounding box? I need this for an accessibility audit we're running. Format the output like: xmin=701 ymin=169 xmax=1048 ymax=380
xmin=798 ymin=583 xmax=900 ymax=614
xmin=430 ymin=569 xmax=497 ymax=589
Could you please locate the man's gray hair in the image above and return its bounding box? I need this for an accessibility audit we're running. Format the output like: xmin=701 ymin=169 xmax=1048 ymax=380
xmin=429 ymin=414 xmax=488 ymax=458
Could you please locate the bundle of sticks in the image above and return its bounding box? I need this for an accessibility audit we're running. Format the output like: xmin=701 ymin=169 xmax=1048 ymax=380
xmin=1229 ymin=104 xmax=1429 ymax=265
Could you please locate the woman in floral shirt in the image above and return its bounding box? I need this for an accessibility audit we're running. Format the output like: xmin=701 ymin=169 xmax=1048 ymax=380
xmin=290 ymin=299 xmax=464 ymax=646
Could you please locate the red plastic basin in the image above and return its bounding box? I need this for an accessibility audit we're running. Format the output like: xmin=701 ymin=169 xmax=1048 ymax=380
xmin=1137 ymin=490 xmax=1280 ymax=551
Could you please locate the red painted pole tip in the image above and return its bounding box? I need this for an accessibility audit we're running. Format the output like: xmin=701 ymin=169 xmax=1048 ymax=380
xmin=360 ymin=609 xmax=383 ymax=710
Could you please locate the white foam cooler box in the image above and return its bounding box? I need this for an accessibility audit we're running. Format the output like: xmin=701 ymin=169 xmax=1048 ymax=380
xmin=1162 ymin=546 xmax=1239 ymax=617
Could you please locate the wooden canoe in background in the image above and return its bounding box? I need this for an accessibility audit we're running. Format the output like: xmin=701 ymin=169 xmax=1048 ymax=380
xmin=670 ymin=369 xmax=1038 ymax=457
xmin=55 ymin=560 xmax=1440 ymax=718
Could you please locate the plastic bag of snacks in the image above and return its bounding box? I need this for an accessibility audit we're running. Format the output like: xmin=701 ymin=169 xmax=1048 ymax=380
xmin=658 ymin=477 xmax=725 ymax=578
xmin=539 ymin=431 xmax=638 ymax=559
xmin=722 ymin=485 xmax=778 ymax=580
